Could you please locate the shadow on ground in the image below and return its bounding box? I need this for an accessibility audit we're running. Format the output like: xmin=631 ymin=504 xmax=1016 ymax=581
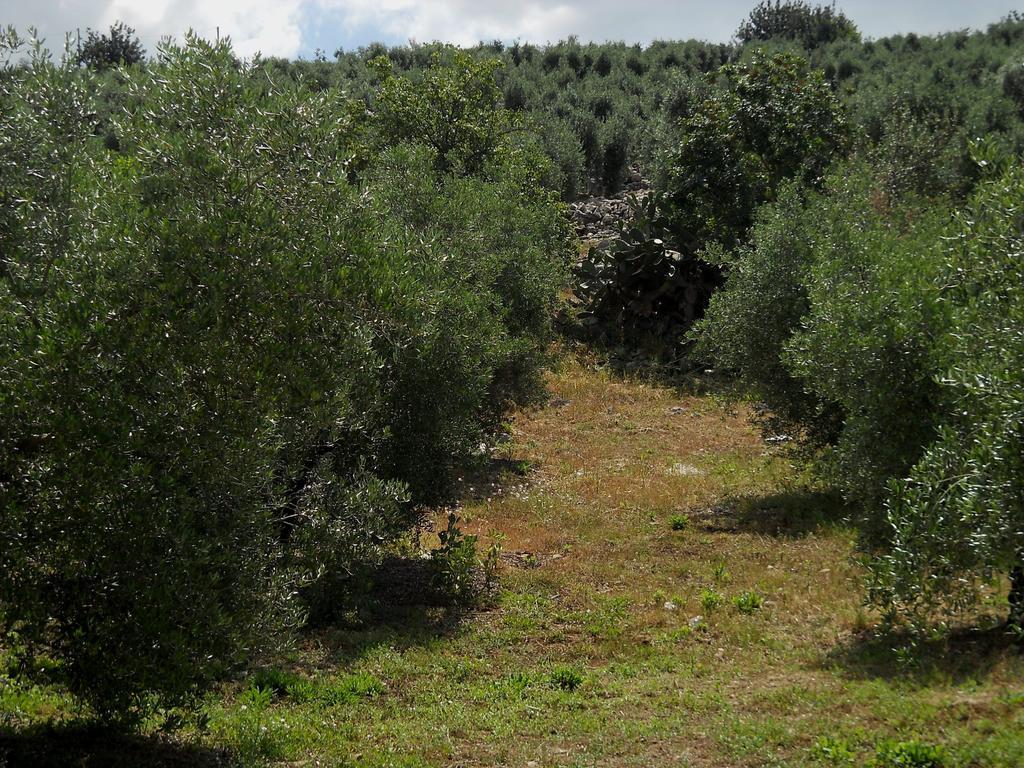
xmin=555 ymin=334 xmax=735 ymax=398
xmin=447 ymin=455 xmax=535 ymax=505
xmin=694 ymin=488 xmax=849 ymax=538
xmin=304 ymin=553 xmax=497 ymax=668
xmin=0 ymin=558 xmax=489 ymax=766
xmin=0 ymin=725 xmax=229 ymax=768
xmin=825 ymin=622 xmax=1022 ymax=686
xmin=313 ymin=603 xmax=472 ymax=669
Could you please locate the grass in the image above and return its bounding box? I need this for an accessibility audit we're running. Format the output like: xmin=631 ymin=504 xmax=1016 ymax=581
xmin=3 ymin=354 xmax=1024 ymax=766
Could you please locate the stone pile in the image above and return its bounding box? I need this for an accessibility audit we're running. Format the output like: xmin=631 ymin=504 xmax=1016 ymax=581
xmin=569 ymin=196 xmax=633 ymax=240
xmin=569 ymin=167 xmax=650 ymax=241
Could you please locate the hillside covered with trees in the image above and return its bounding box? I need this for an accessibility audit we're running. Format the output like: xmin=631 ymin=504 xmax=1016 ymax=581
xmin=2 ymin=3 xmax=1024 ymax=766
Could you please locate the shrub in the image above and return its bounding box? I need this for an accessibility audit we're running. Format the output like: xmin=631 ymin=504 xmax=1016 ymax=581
xmin=575 ymin=191 xmax=722 ymax=346
xmin=531 ymin=113 xmax=586 ymax=200
xmin=783 ymin=169 xmax=951 ymax=514
xmin=867 ymin=104 xmax=967 ymax=199
xmin=1 ymin=34 xmax=304 ymax=723
xmin=694 ymin=180 xmax=841 ymax=445
xmin=429 ymin=514 xmax=484 ymax=605
xmin=660 ymin=51 xmax=850 ymax=254
xmin=700 ymin=162 xmax=949 ymax=510
xmin=371 ymin=48 xmax=509 ymax=176
xmin=597 ymin=111 xmax=632 ymax=193
xmin=578 ymin=52 xmax=849 ymax=348
xmin=361 ymin=142 xmax=570 ymax=502
xmin=698 ymin=149 xmax=1024 ymax=626
xmin=1003 ymin=63 xmax=1024 ymax=113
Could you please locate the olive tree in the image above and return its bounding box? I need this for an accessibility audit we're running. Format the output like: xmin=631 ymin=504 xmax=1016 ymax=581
xmin=659 ymin=51 xmax=850 ymax=254
xmin=869 ymin=163 xmax=1024 ymax=626
xmin=0 ymin=31 xmax=571 ymax=722
xmin=736 ymin=1 xmax=860 ymax=49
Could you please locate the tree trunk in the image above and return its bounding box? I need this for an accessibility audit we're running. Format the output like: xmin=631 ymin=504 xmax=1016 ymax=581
xmin=1009 ymin=560 xmax=1024 ymax=632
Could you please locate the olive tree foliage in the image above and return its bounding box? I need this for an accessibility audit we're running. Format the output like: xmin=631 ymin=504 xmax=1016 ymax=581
xmin=782 ymin=172 xmax=951 ymax=515
xmin=370 ymin=49 xmax=512 ymax=177
xmin=659 ymin=51 xmax=850 ymax=254
xmin=77 ymin=21 xmax=145 ymax=70
xmin=358 ymin=48 xmax=572 ymax=504
xmin=0 ymin=30 xmax=570 ymax=722
xmin=692 ymin=181 xmax=841 ymax=446
xmin=696 ymin=166 xmax=948 ymax=509
xmin=737 ymin=2 xmax=860 ymax=49
xmin=262 ymin=10 xmax=1024 ymax=201
xmin=696 ymin=150 xmax=1024 ymax=626
xmin=869 ymin=163 xmax=1024 ymax=625
xmin=1 ymin=32 xmax=311 ymax=721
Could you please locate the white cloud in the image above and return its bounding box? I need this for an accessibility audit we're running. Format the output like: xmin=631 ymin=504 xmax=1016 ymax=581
xmin=4 ymin=0 xmax=307 ymax=59
xmin=331 ymin=1 xmax=586 ymax=46
xmin=3 ymin=0 xmax=701 ymax=59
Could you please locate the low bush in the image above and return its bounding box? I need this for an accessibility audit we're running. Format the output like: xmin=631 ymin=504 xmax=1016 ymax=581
xmin=428 ymin=514 xmax=487 ymax=606
xmin=574 ymin=191 xmax=722 ymax=347
xmin=700 ymin=589 xmax=724 ymax=612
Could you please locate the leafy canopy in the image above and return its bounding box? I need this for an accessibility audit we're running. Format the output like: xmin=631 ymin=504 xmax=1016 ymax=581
xmin=77 ymin=21 xmax=145 ymax=70
xmin=737 ymin=1 xmax=860 ymax=49
xmin=659 ymin=51 xmax=850 ymax=254
xmin=372 ymin=48 xmax=512 ymax=176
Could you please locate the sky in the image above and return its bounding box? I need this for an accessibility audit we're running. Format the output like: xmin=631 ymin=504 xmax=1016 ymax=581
xmin=2 ymin=1 xmax=1022 ymax=60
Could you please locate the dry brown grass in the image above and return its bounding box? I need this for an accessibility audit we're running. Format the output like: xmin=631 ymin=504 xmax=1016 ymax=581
xmin=407 ymin=356 xmax=1024 ymax=767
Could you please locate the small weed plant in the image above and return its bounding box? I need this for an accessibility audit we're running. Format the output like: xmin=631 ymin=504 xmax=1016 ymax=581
xmin=734 ymin=591 xmax=764 ymax=615
xmin=431 ymin=514 xmax=484 ymax=605
xmin=713 ymin=561 xmax=731 ymax=583
xmin=812 ymin=736 xmax=857 ymax=765
xmin=549 ymin=666 xmax=584 ymax=692
xmin=871 ymin=740 xmax=946 ymax=768
xmin=701 ymin=589 xmax=724 ymax=612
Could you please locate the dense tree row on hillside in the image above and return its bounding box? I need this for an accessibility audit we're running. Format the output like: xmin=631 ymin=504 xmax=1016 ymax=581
xmin=3 ymin=1 xmax=1024 ymax=729
xmin=303 ymin=8 xmax=1024 ymax=200
xmin=69 ymin=9 xmax=1024 ymax=202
